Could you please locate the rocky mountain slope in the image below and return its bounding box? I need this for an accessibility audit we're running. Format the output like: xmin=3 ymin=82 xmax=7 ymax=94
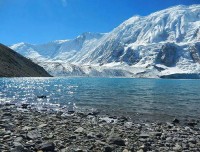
xmin=0 ymin=44 xmax=51 ymax=77
xmin=10 ymin=5 xmax=200 ymax=78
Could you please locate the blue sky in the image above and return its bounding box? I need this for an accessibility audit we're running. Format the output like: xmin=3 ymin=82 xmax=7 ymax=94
xmin=0 ymin=0 xmax=199 ymax=45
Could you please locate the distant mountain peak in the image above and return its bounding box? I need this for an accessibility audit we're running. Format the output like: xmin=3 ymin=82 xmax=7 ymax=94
xmin=10 ymin=5 xmax=200 ymax=78
xmin=77 ymin=32 xmax=106 ymax=40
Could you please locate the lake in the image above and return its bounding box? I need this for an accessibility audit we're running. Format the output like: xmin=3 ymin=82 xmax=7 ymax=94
xmin=0 ymin=77 xmax=200 ymax=122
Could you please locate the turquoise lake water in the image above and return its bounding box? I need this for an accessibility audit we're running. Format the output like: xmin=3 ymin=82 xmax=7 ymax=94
xmin=0 ymin=77 xmax=200 ymax=121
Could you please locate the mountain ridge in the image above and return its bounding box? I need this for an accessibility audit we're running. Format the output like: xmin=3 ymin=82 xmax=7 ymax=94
xmin=10 ymin=5 xmax=200 ymax=78
xmin=0 ymin=43 xmax=51 ymax=77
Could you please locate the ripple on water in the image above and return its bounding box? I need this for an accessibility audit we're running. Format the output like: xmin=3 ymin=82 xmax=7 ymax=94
xmin=0 ymin=77 xmax=200 ymax=120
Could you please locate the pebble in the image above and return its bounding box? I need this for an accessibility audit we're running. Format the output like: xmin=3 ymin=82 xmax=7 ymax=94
xmin=27 ymin=130 xmax=41 ymax=139
xmin=139 ymin=133 xmax=150 ymax=138
xmin=74 ymin=127 xmax=84 ymax=133
xmin=22 ymin=126 xmax=32 ymax=131
xmin=74 ymin=148 xmax=83 ymax=152
xmin=188 ymin=138 xmax=196 ymax=144
xmin=13 ymin=142 xmax=23 ymax=147
xmin=173 ymin=118 xmax=180 ymax=124
xmin=37 ymin=142 xmax=55 ymax=151
xmin=173 ymin=143 xmax=182 ymax=151
xmin=87 ymin=132 xmax=96 ymax=139
xmin=38 ymin=124 xmax=47 ymax=128
xmin=122 ymin=149 xmax=129 ymax=152
xmin=108 ymin=136 xmax=125 ymax=146
xmin=104 ymin=146 xmax=112 ymax=152
xmin=14 ymin=137 xmax=23 ymax=142
xmin=124 ymin=122 xmax=132 ymax=128
xmin=150 ymin=132 xmax=162 ymax=137
xmin=11 ymin=146 xmax=29 ymax=152
xmin=0 ymin=104 xmax=200 ymax=152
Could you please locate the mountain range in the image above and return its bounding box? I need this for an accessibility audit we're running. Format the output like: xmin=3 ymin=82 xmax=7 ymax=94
xmin=10 ymin=5 xmax=200 ymax=78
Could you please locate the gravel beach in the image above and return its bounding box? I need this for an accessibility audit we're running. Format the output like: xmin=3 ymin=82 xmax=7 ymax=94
xmin=0 ymin=103 xmax=200 ymax=152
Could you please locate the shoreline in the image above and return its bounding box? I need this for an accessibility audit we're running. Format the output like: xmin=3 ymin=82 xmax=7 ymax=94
xmin=1 ymin=76 xmax=200 ymax=80
xmin=0 ymin=103 xmax=200 ymax=152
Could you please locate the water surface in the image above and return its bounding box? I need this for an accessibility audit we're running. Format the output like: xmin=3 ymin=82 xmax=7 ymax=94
xmin=0 ymin=77 xmax=200 ymax=121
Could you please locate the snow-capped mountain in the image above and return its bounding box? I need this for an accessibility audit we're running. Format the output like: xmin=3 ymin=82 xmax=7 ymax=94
xmin=11 ymin=32 xmax=104 ymax=62
xmin=10 ymin=5 xmax=200 ymax=78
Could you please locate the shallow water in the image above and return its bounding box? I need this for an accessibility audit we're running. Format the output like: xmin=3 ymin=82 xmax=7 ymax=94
xmin=0 ymin=77 xmax=200 ymax=121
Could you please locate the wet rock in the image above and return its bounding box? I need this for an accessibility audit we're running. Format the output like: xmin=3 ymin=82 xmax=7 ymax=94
xmin=173 ymin=118 xmax=180 ymax=124
xmin=182 ymin=143 xmax=189 ymax=149
xmin=104 ymin=146 xmax=112 ymax=152
xmin=60 ymin=147 xmax=68 ymax=152
xmin=124 ymin=122 xmax=132 ymax=128
xmin=96 ymin=133 xmax=104 ymax=138
xmin=139 ymin=138 xmax=147 ymax=142
xmin=3 ymin=134 xmax=10 ymax=140
xmin=122 ymin=149 xmax=129 ymax=152
xmin=166 ymin=137 xmax=172 ymax=141
xmin=188 ymin=138 xmax=196 ymax=144
xmin=73 ymin=148 xmax=83 ymax=152
xmin=118 ymin=116 xmax=128 ymax=122
xmin=87 ymin=132 xmax=96 ymax=139
xmin=108 ymin=136 xmax=125 ymax=146
xmin=45 ymin=133 xmax=54 ymax=139
xmin=140 ymin=143 xmax=150 ymax=151
xmin=76 ymin=112 xmax=87 ymax=117
xmin=139 ymin=133 xmax=149 ymax=138
xmin=130 ymin=146 xmax=135 ymax=152
xmin=189 ymin=143 xmax=196 ymax=148
xmin=5 ymin=103 xmax=15 ymax=106
xmin=87 ymin=110 xmax=100 ymax=116
xmin=13 ymin=142 xmax=23 ymax=147
xmin=150 ymin=132 xmax=162 ymax=137
xmin=37 ymin=95 xmax=47 ymax=99
xmin=11 ymin=146 xmax=29 ymax=152
xmin=1 ymin=103 xmax=200 ymax=152
xmin=24 ymin=141 xmax=36 ymax=148
xmin=68 ymin=110 xmax=75 ymax=114
xmin=38 ymin=123 xmax=47 ymax=128
xmin=27 ymin=130 xmax=41 ymax=139
xmin=69 ymin=135 xmax=76 ymax=140
xmin=22 ymin=126 xmax=32 ymax=131
xmin=166 ymin=122 xmax=174 ymax=128
xmin=90 ymin=117 xmax=98 ymax=124
xmin=109 ymin=116 xmax=117 ymax=119
xmin=14 ymin=137 xmax=23 ymax=142
xmin=74 ymin=127 xmax=84 ymax=133
xmin=21 ymin=104 xmax=29 ymax=109
xmin=187 ymin=120 xmax=197 ymax=127
xmin=37 ymin=142 xmax=55 ymax=151
xmin=159 ymin=147 xmax=169 ymax=151
xmin=3 ymin=112 xmax=12 ymax=117
xmin=173 ymin=143 xmax=182 ymax=151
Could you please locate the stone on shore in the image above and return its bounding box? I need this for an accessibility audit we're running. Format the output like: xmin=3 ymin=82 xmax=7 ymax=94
xmin=37 ymin=142 xmax=55 ymax=151
xmin=1 ymin=104 xmax=200 ymax=152
xmin=108 ymin=136 xmax=125 ymax=146
xmin=74 ymin=127 xmax=84 ymax=133
xmin=27 ymin=130 xmax=41 ymax=139
xmin=11 ymin=146 xmax=29 ymax=152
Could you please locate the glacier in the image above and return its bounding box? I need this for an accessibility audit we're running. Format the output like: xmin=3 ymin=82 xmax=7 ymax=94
xmin=10 ymin=5 xmax=200 ymax=78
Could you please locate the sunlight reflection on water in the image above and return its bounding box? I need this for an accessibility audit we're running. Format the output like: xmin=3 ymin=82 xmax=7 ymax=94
xmin=0 ymin=77 xmax=200 ymax=119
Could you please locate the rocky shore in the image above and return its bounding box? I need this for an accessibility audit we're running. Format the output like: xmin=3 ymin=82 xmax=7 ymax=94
xmin=0 ymin=104 xmax=200 ymax=152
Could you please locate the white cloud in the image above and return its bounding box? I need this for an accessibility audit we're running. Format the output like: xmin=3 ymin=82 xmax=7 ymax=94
xmin=61 ymin=0 xmax=67 ymax=7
